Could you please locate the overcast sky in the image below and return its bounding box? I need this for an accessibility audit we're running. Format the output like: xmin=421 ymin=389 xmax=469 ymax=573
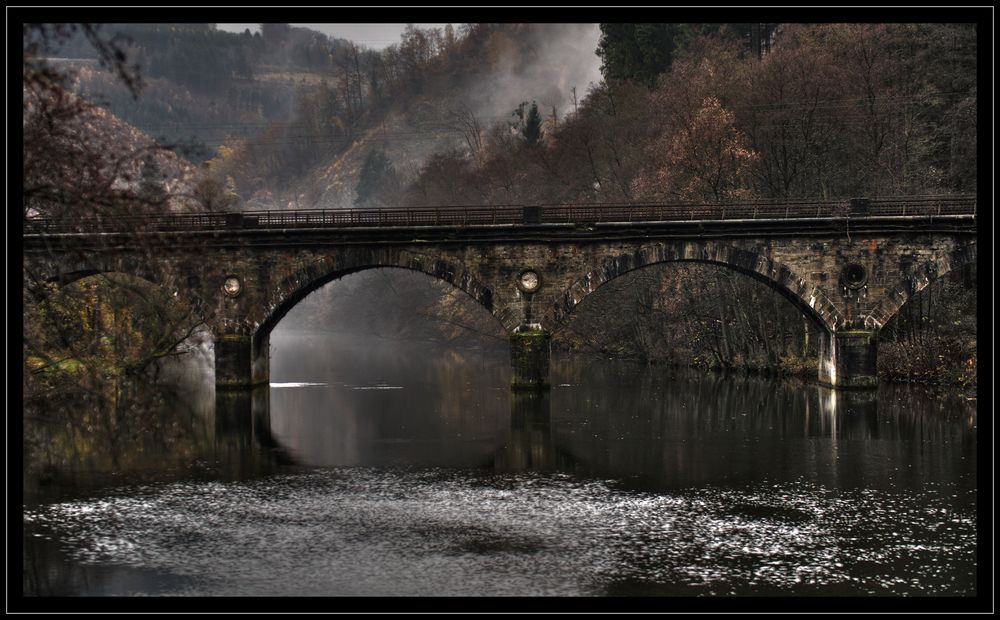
xmin=216 ymin=23 xmax=451 ymax=50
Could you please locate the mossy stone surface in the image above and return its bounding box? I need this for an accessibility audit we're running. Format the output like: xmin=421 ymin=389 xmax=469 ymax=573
xmin=511 ymin=330 xmax=551 ymax=390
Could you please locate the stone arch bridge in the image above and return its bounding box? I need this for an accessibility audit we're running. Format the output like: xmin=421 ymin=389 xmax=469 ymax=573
xmin=23 ymin=197 xmax=977 ymax=390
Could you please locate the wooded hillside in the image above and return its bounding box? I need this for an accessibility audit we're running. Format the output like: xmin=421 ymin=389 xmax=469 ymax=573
xmin=28 ymin=22 xmax=978 ymax=387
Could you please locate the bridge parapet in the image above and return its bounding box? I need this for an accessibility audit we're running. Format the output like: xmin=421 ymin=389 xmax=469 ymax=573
xmin=23 ymin=195 xmax=976 ymax=234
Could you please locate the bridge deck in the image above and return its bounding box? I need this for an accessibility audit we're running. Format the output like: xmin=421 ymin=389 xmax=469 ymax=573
xmin=23 ymin=196 xmax=976 ymax=235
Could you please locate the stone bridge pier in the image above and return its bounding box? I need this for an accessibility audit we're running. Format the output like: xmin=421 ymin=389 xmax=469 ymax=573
xmin=817 ymin=330 xmax=878 ymax=389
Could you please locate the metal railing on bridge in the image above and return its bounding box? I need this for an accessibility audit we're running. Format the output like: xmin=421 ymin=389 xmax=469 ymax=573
xmin=22 ymin=195 xmax=977 ymax=235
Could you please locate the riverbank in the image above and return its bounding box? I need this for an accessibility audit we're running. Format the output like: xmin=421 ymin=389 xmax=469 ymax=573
xmin=553 ymin=343 xmax=977 ymax=394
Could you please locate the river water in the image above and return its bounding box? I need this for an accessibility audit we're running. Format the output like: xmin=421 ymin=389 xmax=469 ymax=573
xmin=22 ymin=333 xmax=978 ymax=598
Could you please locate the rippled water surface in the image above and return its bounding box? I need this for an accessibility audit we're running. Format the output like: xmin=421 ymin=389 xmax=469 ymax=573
xmin=22 ymin=336 xmax=978 ymax=597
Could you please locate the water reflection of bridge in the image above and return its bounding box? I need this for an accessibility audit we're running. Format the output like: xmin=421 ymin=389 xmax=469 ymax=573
xmin=217 ymin=380 xmax=971 ymax=485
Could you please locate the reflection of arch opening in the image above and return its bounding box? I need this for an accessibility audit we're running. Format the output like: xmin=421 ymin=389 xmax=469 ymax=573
xmin=552 ymin=243 xmax=835 ymax=332
xmin=252 ymin=264 xmax=506 ymax=385
xmin=864 ymin=242 xmax=977 ymax=330
xmin=259 ymin=268 xmax=512 ymax=465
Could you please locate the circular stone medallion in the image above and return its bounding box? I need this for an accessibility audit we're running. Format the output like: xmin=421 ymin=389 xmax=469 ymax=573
xmin=223 ymin=275 xmax=242 ymax=298
xmin=518 ymin=269 xmax=541 ymax=293
xmin=840 ymin=263 xmax=867 ymax=290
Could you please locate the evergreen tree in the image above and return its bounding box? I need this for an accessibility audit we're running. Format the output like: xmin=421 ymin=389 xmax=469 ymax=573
xmin=596 ymin=23 xmax=686 ymax=86
xmin=512 ymin=101 xmax=543 ymax=147
xmin=521 ymin=101 xmax=543 ymax=146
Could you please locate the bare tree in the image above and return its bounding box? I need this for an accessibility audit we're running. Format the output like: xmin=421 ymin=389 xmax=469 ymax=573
xmin=24 ymin=23 xmax=205 ymax=396
xmin=453 ymin=102 xmax=484 ymax=164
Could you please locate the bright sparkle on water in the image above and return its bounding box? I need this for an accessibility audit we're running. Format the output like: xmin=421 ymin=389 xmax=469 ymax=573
xmin=269 ymin=383 xmax=328 ymax=388
xmin=23 ymin=471 xmax=976 ymax=597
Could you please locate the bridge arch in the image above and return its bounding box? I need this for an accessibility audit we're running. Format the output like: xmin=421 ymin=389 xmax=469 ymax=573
xmin=255 ymin=252 xmax=500 ymax=338
xmin=863 ymin=241 xmax=977 ymax=330
xmin=231 ymin=251 xmax=503 ymax=388
xmin=28 ymin=249 xmax=174 ymax=287
xmin=550 ymin=241 xmax=840 ymax=332
xmin=25 ymin=254 xmax=212 ymax=326
xmin=24 ymin=268 xmax=208 ymax=377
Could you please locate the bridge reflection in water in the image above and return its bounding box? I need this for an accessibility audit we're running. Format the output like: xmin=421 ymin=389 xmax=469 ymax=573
xmin=208 ymin=354 xmax=973 ymax=494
